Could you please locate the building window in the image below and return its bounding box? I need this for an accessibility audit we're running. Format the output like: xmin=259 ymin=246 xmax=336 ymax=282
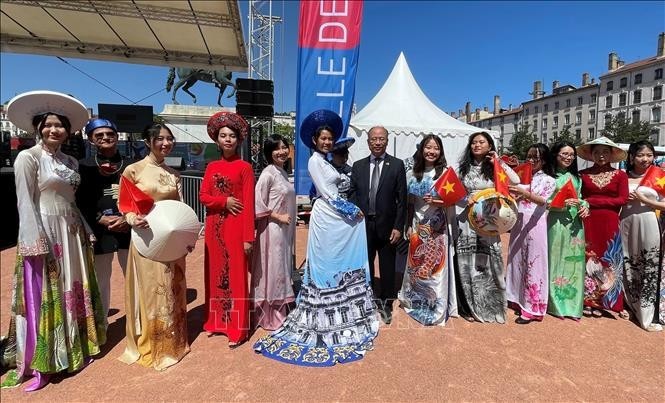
xmin=525 ymin=108 xmax=529 ymax=116
xmin=619 ymin=93 xmax=627 ymax=106
xmin=605 ymin=113 xmax=613 ymax=125
xmin=633 ymin=89 xmax=642 ymax=104
xmin=553 ymin=116 xmax=559 ymax=128
xmin=635 ymin=73 xmax=642 ymax=84
xmin=554 ymin=101 xmax=559 ymax=109
xmin=533 ymin=120 xmax=538 ymax=131
xmin=575 ymin=129 xmax=581 ymax=141
xmin=514 ymin=123 xmax=518 ymax=132
xmin=620 ymin=77 xmax=627 ymax=88
xmin=632 ymin=110 xmax=640 ymax=123
xmin=500 ymin=116 xmax=505 ymax=124
xmin=542 ymin=118 xmax=548 ymax=129
xmin=588 ymin=127 xmax=595 ymax=139
xmin=618 ymin=111 xmax=626 ymax=120
xmin=534 ymin=106 xmax=539 ymax=114
xmin=607 ymin=81 xmax=614 ymax=91
xmin=653 ymin=107 xmax=662 ymax=122
xmin=564 ymin=114 xmax=570 ymax=125
xmin=575 ymin=112 xmax=582 ymax=124
xmin=566 ymin=99 xmax=571 ymax=107
xmin=606 ymin=95 xmax=613 ymax=108
xmin=656 ymin=68 xmax=664 ymax=80
xmin=591 ymin=94 xmax=597 ymax=104
xmin=553 ymin=131 xmax=558 ymax=140
xmin=541 ymin=133 xmax=547 ymax=143
xmin=577 ymin=96 xmax=583 ymax=106
xmin=654 ymin=86 xmax=663 ymax=101
xmin=544 ymin=104 xmax=548 ymax=112
xmin=589 ymin=109 xmax=596 ymax=122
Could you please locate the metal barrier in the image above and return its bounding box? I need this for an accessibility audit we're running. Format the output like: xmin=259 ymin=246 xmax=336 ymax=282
xmin=181 ymin=173 xmax=205 ymax=223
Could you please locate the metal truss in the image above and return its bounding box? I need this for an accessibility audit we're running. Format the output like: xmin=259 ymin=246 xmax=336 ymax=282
xmin=247 ymin=0 xmax=281 ymax=81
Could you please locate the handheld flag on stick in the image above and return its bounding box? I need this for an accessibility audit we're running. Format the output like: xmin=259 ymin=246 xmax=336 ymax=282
xmin=549 ymin=179 xmax=577 ymax=208
xmin=432 ymin=167 xmax=467 ymax=206
xmin=639 ymin=165 xmax=665 ymax=197
xmin=494 ymin=158 xmax=510 ymax=196
xmin=119 ymin=176 xmax=154 ymax=215
xmin=514 ymin=162 xmax=533 ymax=185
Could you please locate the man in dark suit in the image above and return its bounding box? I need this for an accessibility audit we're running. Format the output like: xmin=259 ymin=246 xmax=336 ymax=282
xmin=349 ymin=126 xmax=407 ymax=324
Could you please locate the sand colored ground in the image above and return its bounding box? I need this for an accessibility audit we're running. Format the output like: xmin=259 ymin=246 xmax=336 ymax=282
xmin=1 ymin=227 xmax=663 ymax=402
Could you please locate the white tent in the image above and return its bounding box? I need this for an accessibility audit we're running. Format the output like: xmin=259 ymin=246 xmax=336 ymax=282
xmin=347 ymin=52 xmax=498 ymax=166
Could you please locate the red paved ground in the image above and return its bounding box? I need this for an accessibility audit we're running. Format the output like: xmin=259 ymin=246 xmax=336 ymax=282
xmin=1 ymin=227 xmax=663 ymax=401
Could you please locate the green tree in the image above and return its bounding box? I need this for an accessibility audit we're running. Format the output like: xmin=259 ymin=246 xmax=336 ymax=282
xmin=272 ymin=123 xmax=295 ymax=143
xmin=601 ymin=114 xmax=653 ymax=144
xmin=550 ymin=124 xmax=581 ymax=147
xmin=506 ymin=122 xmax=536 ymax=159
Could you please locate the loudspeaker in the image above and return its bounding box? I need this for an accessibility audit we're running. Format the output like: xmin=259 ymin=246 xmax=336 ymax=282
xmin=98 ymin=104 xmax=154 ymax=133
xmin=235 ymin=78 xmax=274 ymax=118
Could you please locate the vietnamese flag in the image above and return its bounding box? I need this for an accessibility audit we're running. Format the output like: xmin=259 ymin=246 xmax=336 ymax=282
xmin=432 ymin=167 xmax=466 ymax=206
xmin=494 ymin=158 xmax=510 ymax=196
xmin=639 ymin=165 xmax=665 ymax=197
xmin=118 ymin=176 xmax=154 ymax=215
xmin=514 ymin=162 xmax=533 ymax=185
xmin=549 ymin=179 xmax=578 ymax=208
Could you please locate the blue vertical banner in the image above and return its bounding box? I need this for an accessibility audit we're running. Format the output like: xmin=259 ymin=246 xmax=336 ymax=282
xmin=294 ymin=0 xmax=364 ymax=195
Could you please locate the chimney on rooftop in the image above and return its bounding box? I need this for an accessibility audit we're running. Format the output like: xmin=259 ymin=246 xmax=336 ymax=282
xmin=532 ymin=81 xmax=543 ymax=99
xmin=658 ymin=32 xmax=665 ymax=57
xmin=552 ymin=80 xmax=559 ymax=92
xmin=582 ymin=73 xmax=590 ymax=87
xmin=608 ymin=52 xmax=619 ymax=71
xmin=493 ymin=95 xmax=500 ymax=114
xmin=475 ymin=108 xmax=481 ymax=121
xmin=465 ymin=102 xmax=471 ymax=123
xmin=508 ymin=103 xmax=513 ymax=110
xmin=483 ymin=106 xmax=489 ymax=112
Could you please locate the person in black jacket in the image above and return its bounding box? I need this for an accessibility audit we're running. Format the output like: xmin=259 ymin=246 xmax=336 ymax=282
xmin=349 ymin=126 xmax=407 ymax=324
xmin=76 ymin=118 xmax=132 ymax=324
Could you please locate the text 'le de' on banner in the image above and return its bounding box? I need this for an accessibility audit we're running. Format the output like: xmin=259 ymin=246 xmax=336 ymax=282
xmin=294 ymin=0 xmax=364 ymax=195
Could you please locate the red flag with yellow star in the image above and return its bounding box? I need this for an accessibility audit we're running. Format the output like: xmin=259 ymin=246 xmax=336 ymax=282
xmin=514 ymin=162 xmax=533 ymax=185
xmin=432 ymin=167 xmax=467 ymax=206
xmin=494 ymin=158 xmax=510 ymax=196
xmin=639 ymin=165 xmax=665 ymax=197
xmin=549 ymin=179 xmax=577 ymax=208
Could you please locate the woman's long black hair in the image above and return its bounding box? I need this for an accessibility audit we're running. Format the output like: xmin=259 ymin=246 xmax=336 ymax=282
xmin=550 ymin=141 xmax=579 ymax=177
xmin=626 ymin=140 xmax=655 ymax=173
xmin=527 ymin=143 xmax=555 ymax=177
xmin=413 ymin=134 xmax=447 ymax=181
xmin=458 ymin=131 xmax=496 ymax=180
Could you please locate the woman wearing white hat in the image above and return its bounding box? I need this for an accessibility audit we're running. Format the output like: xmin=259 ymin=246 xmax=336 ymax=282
xmin=2 ymin=91 xmax=104 ymax=391
xmin=577 ymin=136 xmax=629 ymax=318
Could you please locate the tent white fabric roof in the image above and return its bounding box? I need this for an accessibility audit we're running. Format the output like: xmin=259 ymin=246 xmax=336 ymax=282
xmin=347 ymin=52 xmax=497 ymax=166
xmin=0 ymin=0 xmax=247 ymax=70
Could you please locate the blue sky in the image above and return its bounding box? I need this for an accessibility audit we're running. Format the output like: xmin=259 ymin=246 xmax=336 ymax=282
xmin=1 ymin=1 xmax=664 ymax=116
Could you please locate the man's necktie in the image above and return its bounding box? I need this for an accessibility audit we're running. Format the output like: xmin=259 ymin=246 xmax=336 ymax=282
xmin=368 ymin=157 xmax=382 ymax=215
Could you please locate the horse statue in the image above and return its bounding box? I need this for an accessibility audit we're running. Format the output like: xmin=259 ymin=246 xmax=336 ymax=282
xmin=165 ymin=67 xmax=236 ymax=106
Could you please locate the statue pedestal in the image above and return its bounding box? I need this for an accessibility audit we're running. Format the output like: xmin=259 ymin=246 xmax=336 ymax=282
xmin=159 ymin=104 xmax=235 ymax=118
xmin=158 ymin=104 xmax=235 ymax=144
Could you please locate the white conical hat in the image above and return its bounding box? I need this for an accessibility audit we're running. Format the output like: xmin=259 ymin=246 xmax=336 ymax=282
xmin=132 ymin=200 xmax=201 ymax=262
xmin=7 ymin=90 xmax=89 ymax=133
xmin=576 ymin=136 xmax=627 ymax=163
